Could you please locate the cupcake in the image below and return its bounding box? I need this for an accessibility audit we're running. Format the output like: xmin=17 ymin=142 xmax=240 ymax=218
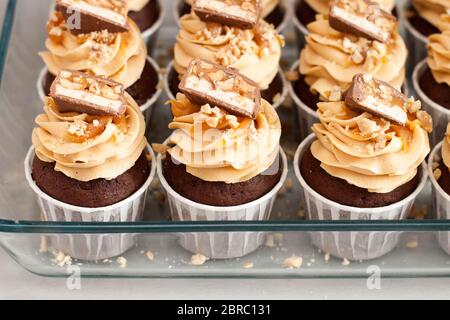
xmin=38 ymin=0 xmax=162 ymax=119
xmin=157 ymin=59 xmax=287 ymax=259
xmin=429 ymin=124 xmax=450 ymax=255
xmin=176 ymin=0 xmax=290 ymax=33
xmin=294 ymin=74 xmax=431 ymax=261
xmin=166 ymin=0 xmax=287 ymax=108
xmin=293 ymin=0 xmax=397 ymax=49
xmin=25 ymin=70 xmax=155 ymax=261
xmin=288 ymin=0 xmax=407 ymax=139
xmin=413 ymin=31 xmax=450 ymax=146
xmin=402 ymin=0 xmax=450 ymax=73
xmin=127 ymin=0 xmax=165 ymax=53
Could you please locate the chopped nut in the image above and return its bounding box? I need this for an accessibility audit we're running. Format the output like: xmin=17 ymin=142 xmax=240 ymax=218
xmin=206 ymin=116 xmax=220 ymax=128
xmin=201 ymin=104 xmax=213 ymax=115
xmin=406 ymin=98 xmax=421 ymax=114
xmin=283 ymin=255 xmax=303 ymax=269
xmin=351 ymin=50 xmax=364 ymax=64
xmin=265 ymin=234 xmax=275 ymax=248
xmin=342 ymin=258 xmax=351 ymax=266
xmin=434 ymin=168 xmax=442 ymax=181
xmin=406 ymin=239 xmax=419 ymax=249
xmin=324 ymin=252 xmax=331 ymax=262
xmin=357 ymin=118 xmax=379 ymax=136
xmin=329 ymin=87 xmax=342 ymax=101
xmin=285 ymin=70 xmax=300 ymax=82
xmin=243 ymin=261 xmax=254 ymax=269
xmin=152 ymin=143 xmax=169 ymax=154
xmin=116 ymin=256 xmax=127 ymax=268
xmin=273 ymin=93 xmax=282 ymax=104
xmin=191 ymin=254 xmax=209 ymax=266
xmin=416 ymin=110 xmax=433 ymax=133
xmin=146 ymin=251 xmax=155 ymax=262
xmin=52 ymin=251 xmax=72 ymax=267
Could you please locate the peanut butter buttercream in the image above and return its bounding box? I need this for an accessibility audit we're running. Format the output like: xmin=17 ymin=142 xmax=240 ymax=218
xmin=442 ymin=124 xmax=450 ymax=170
xmin=428 ymin=31 xmax=450 ymax=86
xmin=305 ymin=0 xmax=396 ymax=14
xmin=174 ymin=12 xmax=284 ymax=90
xmin=167 ymin=94 xmax=281 ymax=183
xmin=310 ymin=100 xmax=431 ymax=193
xmin=40 ymin=11 xmax=147 ymax=88
xmin=412 ymin=0 xmax=450 ymax=30
xmin=299 ymin=15 xmax=406 ymax=102
xmin=32 ymin=94 xmax=147 ymax=182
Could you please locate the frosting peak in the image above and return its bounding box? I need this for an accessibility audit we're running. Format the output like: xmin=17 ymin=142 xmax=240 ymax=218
xmin=174 ymin=13 xmax=284 ymax=90
xmin=428 ymin=31 xmax=450 ymax=86
xmin=311 ymin=100 xmax=430 ymax=193
xmin=412 ymin=0 xmax=450 ymax=31
xmin=167 ymin=93 xmax=281 ymax=183
xmin=40 ymin=12 xmax=147 ymax=88
xmin=32 ymin=94 xmax=147 ymax=182
xmin=299 ymin=15 xmax=406 ymax=102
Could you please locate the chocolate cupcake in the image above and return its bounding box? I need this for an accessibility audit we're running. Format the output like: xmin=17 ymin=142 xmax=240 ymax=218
xmin=38 ymin=1 xmax=162 ymax=118
xmin=413 ymin=31 xmax=450 ymax=146
xmin=157 ymin=60 xmax=287 ymax=259
xmin=429 ymin=125 xmax=450 ymax=255
xmin=127 ymin=0 xmax=165 ymax=53
xmin=294 ymin=74 xmax=431 ymax=261
xmin=402 ymin=0 xmax=450 ymax=73
xmin=166 ymin=1 xmax=287 ymax=108
xmin=288 ymin=0 xmax=407 ymax=138
xmin=25 ymin=71 xmax=155 ymax=261
xmin=293 ymin=0 xmax=397 ymax=49
xmin=176 ymin=0 xmax=290 ymax=33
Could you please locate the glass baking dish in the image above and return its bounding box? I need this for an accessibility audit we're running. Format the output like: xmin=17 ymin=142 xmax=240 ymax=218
xmin=0 ymin=0 xmax=450 ymax=278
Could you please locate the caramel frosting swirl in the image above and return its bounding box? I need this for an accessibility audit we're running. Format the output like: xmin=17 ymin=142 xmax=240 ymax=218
xmin=32 ymin=94 xmax=147 ymax=182
xmin=299 ymin=16 xmax=407 ymax=102
xmin=127 ymin=0 xmax=150 ymax=12
xmin=412 ymin=0 xmax=450 ymax=30
xmin=40 ymin=12 xmax=147 ymax=88
xmin=428 ymin=31 xmax=450 ymax=86
xmin=305 ymin=0 xmax=396 ymax=14
xmin=185 ymin=0 xmax=280 ymax=17
xmin=167 ymin=94 xmax=281 ymax=184
xmin=442 ymin=124 xmax=450 ymax=170
xmin=174 ymin=13 xmax=284 ymax=90
xmin=310 ymin=101 xmax=430 ymax=193
xmin=436 ymin=12 xmax=450 ymax=31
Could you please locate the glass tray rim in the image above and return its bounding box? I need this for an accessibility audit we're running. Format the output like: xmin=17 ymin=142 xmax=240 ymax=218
xmin=1 ymin=0 xmax=450 ymax=234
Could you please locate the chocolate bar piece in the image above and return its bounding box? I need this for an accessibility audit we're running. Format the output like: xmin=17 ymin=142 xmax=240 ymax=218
xmin=345 ymin=74 xmax=408 ymax=126
xmin=193 ymin=0 xmax=261 ymax=30
xmin=50 ymin=70 xmax=127 ymax=116
xmin=56 ymin=0 xmax=129 ymax=35
xmin=329 ymin=0 xmax=396 ymax=43
xmin=179 ymin=59 xmax=261 ymax=119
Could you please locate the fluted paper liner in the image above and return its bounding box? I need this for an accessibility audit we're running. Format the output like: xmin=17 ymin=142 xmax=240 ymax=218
xmin=25 ymin=146 xmax=156 ymax=261
xmin=413 ymin=60 xmax=450 ymax=147
xmin=37 ymin=56 xmax=163 ymax=126
xmin=428 ymin=142 xmax=450 ymax=255
xmin=141 ymin=0 xmax=165 ymax=55
xmin=294 ymin=134 xmax=428 ymax=261
xmin=157 ymin=149 xmax=288 ymax=259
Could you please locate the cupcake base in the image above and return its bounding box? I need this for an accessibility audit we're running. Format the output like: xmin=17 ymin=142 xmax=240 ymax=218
xmin=128 ymin=0 xmax=160 ymax=33
xmin=419 ymin=67 xmax=450 ymax=110
xmin=167 ymin=67 xmax=284 ymax=107
xmin=300 ymin=146 xmax=421 ymax=208
xmin=32 ymin=153 xmax=151 ymax=208
xmin=42 ymin=59 xmax=158 ymax=107
xmin=406 ymin=5 xmax=440 ymax=38
xmin=293 ymin=74 xmax=320 ymax=112
xmin=163 ymin=154 xmax=283 ymax=207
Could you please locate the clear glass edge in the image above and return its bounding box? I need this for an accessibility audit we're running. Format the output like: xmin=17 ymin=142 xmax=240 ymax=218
xmin=0 ymin=0 xmax=450 ymax=235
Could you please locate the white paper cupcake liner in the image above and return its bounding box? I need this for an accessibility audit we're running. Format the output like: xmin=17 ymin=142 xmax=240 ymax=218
xmin=428 ymin=142 xmax=450 ymax=255
xmin=157 ymin=149 xmax=288 ymax=259
xmin=36 ymin=56 xmax=163 ymax=125
xmin=24 ymin=146 xmax=157 ymax=261
xmin=400 ymin=1 xmax=428 ymax=79
xmin=140 ymin=0 xmax=165 ymax=56
xmin=413 ymin=59 xmax=450 ymax=148
xmin=163 ymin=60 xmax=288 ymax=110
xmin=294 ymin=134 xmax=428 ymax=261
xmin=173 ymin=0 xmax=290 ymax=34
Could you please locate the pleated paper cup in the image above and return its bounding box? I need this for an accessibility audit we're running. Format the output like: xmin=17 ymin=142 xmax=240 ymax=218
xmin=24 ymin=146 xmax=157 ymax=261
xmin=173 ymin=0 xmax=290 ymax=34
xmin=37 ymin=56 xmax=163 ymax=124
xmin=428 ymin=142 xmax=450 ymax=255
xmin=400 ymin=1 xmax=428 ymax=78
xmin=163 ymin=60 xmax=287 ymax=109
xmin=413 ymin=59 xmax=450 ymax=147
xmin=157 ymin=149 xmax=288 ymax=259
xmin=294 ymin=134 xmax=428 ymax=261
xmin=141 ymin=0 xmax=165 ymax=56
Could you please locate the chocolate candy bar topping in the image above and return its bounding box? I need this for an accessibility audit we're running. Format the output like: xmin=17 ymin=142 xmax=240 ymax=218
xmin=329 ymin=0 xmax=397 ymax=43
xmin=50 ymin=70 xmax=127 ymax=116
xmin=56 ymin=0 xmax=129 ymax=35
xmin=179 ymin=59 xmax=261 ymax=119
xmin=193 ymin=0 xmax=262 ymax=30
xmin=345 ymin=74 xmax=409 ymax=126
